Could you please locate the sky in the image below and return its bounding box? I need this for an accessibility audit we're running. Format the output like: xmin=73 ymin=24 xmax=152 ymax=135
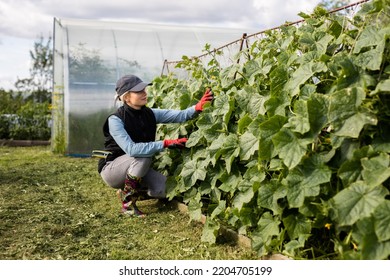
xmin=0 ymin=0 xmax=356 ymax=90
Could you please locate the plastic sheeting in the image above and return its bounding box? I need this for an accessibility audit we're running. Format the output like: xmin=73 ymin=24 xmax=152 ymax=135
xmin=52 ymin=18 xmax=254 ymax=156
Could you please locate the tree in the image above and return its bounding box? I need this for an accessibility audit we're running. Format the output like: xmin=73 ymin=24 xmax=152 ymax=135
xmin=15 ymin=35 xmax=53 ymax=103
xmin=318 ymin=0 xmax=350 ymax=10
xmin=1 ymin=35 xmax=53 ymax=140
xmin=69 ymin=43 xmax=111 ymax=83
xmin=68 ymin=43 xmax=143 ymax=83
xmin=0 ymin=89 xmax=23 ymax=113
xmin=0 ymin=89 xmax=23 ymax=139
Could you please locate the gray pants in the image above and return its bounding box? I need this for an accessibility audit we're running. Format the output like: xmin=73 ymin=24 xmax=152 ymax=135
xmin=100 ymin=155 xmax=166 ymax=198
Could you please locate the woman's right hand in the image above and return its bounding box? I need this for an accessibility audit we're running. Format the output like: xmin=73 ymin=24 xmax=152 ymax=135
xmin=163 ymin=138 xmax=188 ymax=149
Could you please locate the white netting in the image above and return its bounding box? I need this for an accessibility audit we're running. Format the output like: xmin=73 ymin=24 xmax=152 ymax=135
xmin=163 ymin=0 xmax=370 ymax=75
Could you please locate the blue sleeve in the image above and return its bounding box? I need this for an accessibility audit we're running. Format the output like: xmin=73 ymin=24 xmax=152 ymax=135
xmin=108 ymin=115 xmax=164 ymax=157
xmin=152 ymin=106 xmax=196 ymax=123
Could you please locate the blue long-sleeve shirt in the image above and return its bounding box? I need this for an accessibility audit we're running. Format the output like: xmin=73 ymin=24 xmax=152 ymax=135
xmin=108 ymin=106 xmax=196 ymax=157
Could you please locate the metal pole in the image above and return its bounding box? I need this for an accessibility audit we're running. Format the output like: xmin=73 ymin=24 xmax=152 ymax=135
xmin=234 ymin=33 xmax=248 ymax=79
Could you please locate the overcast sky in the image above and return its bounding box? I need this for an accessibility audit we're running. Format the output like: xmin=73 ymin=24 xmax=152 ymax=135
xmin=0 ymin=0 xmax=356 ymax=90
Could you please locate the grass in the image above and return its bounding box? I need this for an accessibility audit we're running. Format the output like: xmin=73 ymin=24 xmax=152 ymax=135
xmin=0 ymin=146 xmax=258 ymax=260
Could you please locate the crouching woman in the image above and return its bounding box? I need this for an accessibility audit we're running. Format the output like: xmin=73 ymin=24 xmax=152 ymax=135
xmin=98 ymin=74 xmax=212 ymax=217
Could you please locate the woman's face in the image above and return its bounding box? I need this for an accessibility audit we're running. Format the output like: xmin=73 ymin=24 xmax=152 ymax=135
xmin=122 ymin=89 xmax=148 ymax=110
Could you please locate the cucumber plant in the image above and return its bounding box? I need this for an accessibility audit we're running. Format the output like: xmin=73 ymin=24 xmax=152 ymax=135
xmin=149 ymin=0 xmax=390 ymax=259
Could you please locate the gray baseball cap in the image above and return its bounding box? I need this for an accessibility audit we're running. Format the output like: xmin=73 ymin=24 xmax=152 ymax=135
xmin=115 ymin=75 xmax=152 ymax=96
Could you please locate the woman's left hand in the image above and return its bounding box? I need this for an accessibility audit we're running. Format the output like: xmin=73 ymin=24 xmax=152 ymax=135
xmin=195 ymin=88 xmax=213 ymax=112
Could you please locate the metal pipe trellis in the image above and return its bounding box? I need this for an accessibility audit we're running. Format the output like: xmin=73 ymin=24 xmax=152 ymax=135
xmin=161 ymin=0 xmax=370 ymax=75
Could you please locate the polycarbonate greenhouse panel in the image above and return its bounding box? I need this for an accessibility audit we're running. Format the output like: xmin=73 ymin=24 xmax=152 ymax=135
xmin=52 ymin=18 xmax=256 ymax=156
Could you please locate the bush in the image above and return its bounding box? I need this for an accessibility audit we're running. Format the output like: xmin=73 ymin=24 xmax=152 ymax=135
xmin=0 ymin=97 xmax=51 ymax=140
xmin=0 ymin=114 xmax=13 ymax=139
xmin=9 ymin=101 xmax=51 ymax=140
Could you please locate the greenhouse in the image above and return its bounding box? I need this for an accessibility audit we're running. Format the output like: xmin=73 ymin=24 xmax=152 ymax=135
xmin=52 ymin=18 xmax=254 ymax=156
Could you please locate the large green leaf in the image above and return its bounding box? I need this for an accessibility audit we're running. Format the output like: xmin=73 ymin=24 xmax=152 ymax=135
xmin=258 ymin=115 xmax=287 ymax=160
xmin=298 ymin=30 xmax=333 ymax=55
xmin=283 ymin=235 xmax=308 ymax=257
xmin=165 ymin=176 xmax=180 ymax=200
xmin=298 ymin=32 xmax=316 ymax=52
xmin=247 ymin=59 xmax=273 ymax=86
xmin=334 ymin=110 xmax=377 ymax=138
xmin=216 ymin=133 xmax=240 ymax=174
xmin=180 ymin=158 xmax=207 ymax=187
xmin=210 ymin=200 xmax=226 ymax=219
xmin=353 ymin=217 xmax=390 ymax=260
xmin=332 ymin=181 xmax=389 ymax=226
xmin=374 ymin=201 xmax=390 ymax=242
xmin=337 ymin=146 xmax=376 ymax=186
xmin=315 ymin=33 xmax=334 ymax=55
xmin=232 ymin=181 xmax=255 ymax=210
xmin=270 ymin=65 xmax=288 ymax=95
xmin=243 ymin=59 xmax=260 ymax=79
xmin=307 ymin=93 xmax=328 ymax=136
xmin=328 ymin=87 xmax=377 ymax=138
xmin=188 ymin=79 xmax=203 ymax=95
xmin=243 ymin=160 xmax=265 ymax=185
xmin=212 ymin=93 xmax=234 ymax=126
xmin=283 ymin=212 xmax=311 ymax=240
xmin=188 ymin=192 xmax=202 ymax=221
xmin=355 ymin=40 xmax=385 ymax=71
xmin=186 ymin=129 xmax=203 ymax=147
xmin=284 ymin=100 xmax=310 ymax=134
xmin=247 ymin=114 xmax=266 ymax=137
xmin=236 ymin=86 xmax=268 ymax=118
xmin=203 ymin=122 xmax=225 ymax=142
xmin=371 ymin=79 xmax=390 ymax=95
xmin=338 ymin=158 xmax=363 ymax=187
xmin=285 ymin=155 xmax=331 ymax=208
xmin=245 ymin=54 xmax=273 ymax=78
xmin=353 ymin=26 xmax=390 ymax=53
xmin=220 ymin=64 xmax=240 ymax=88
xmin=237 ymin=114 xmax=253 ymax=134
xmin=238 ymin=131 xmax=258 ymax=161
xmin=328 ymin=87 xmax=365 ymax=124
xmin=201 ymin=217 xmax=220 ymax=244
xmin=179 ymin=90 xmax=191 ymax=109
xmin=252 ymin=212 xmax=281 ymax=256
xmin=330 ymin=56 xmax=362 ymax=90
xmin=257 ymin=179 xmax=287 ymax=215
xmin=218 ymin=170 xmax=242 ymax=193
xmin=361 ymin=153 xmax=390 ymax=187
xmin=212 ymin=93 xmax=230 ymax=116
xmin=265 ymin=90 xmax=290 ymax=116
xmin=284 ymin=61 xmax=327 ymax=96
xmin=208 ymin=133 xmax=227 ymax=165
xmin=196 ymin=111 xmax=214 ymax=131
xmin=257 ymin=212 xmax=281 ymax=237
xmin=273 ymin=128 xmax=310 ymax=169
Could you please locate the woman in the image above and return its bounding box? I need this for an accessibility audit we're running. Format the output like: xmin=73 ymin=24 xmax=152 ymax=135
xmin=98 ymin=74 xmax=213 ymax=217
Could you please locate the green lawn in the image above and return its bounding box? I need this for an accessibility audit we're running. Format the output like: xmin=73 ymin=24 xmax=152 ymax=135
xmin=0 ymin=146 xmax=257 ymax=260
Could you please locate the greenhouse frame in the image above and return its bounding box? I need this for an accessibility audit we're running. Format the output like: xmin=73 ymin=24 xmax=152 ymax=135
xmin=52 ymin=17 xmax=253 ymax=156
